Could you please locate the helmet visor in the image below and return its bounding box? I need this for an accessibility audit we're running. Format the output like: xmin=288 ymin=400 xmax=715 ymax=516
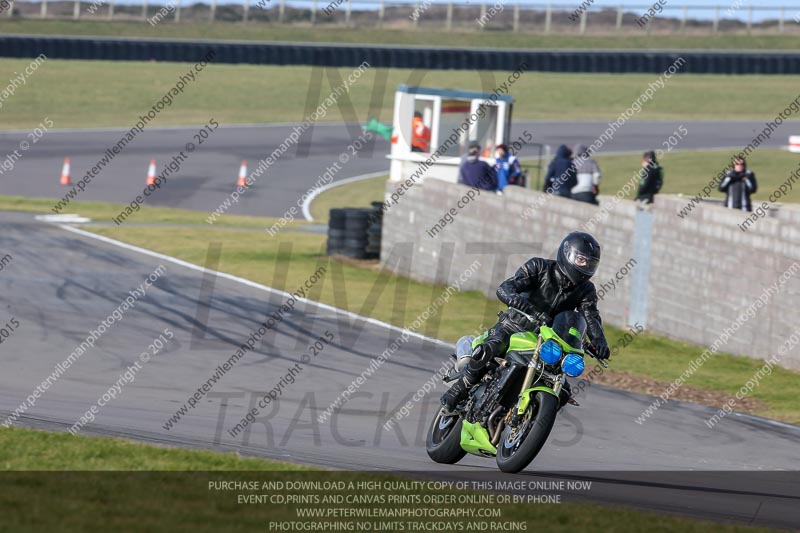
xmin=563 ymin=241 xmax=599 ymax=276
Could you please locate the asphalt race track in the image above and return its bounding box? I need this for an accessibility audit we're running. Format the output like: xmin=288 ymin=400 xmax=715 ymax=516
xmin=0 ymin=120 xmax=787 ymax=218
xmin=0 ymin=212 xmax=798 ymax=529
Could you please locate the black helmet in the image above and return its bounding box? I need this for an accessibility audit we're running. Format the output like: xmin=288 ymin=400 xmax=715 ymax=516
xmin=556 ymin=232 xmax=600 ymax=285
xmin=551 ymin=311 xmax=587 ymax=352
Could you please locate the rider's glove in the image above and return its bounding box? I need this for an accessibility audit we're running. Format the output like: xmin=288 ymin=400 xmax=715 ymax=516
xmin=507 ymin=295 xmax=534 ymax=315
xmin=591 ymin=339 xmax=611 ymax=360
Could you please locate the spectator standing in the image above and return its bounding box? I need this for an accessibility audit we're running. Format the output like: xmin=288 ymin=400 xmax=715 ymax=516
xmin=718 ymin=157 xmax=757 ymax=211
xmin=494 ymin=144 xmax=523 ymax=192
xmin=635 ymin=150 xmax=664 ymax=205
xmin=459 ymin=142 xmax=497 ymax=191
xmin=543 ymin=144 xmax=577 ymax=198
xmin=571 ymin=143 xmax=602 ymax=205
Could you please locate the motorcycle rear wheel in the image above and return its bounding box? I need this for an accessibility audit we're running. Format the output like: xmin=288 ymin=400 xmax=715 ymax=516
xmin=495 ymin=391 xmax=558 ymax=473
xmin=426 ymin=407 xmax=467 ymax=464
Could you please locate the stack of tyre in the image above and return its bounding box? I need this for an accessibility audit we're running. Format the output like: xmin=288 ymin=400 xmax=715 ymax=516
xmin=365 ymin=201 xmax=383 ymax=258
xmin=327 ymin=205 xmax=382 ymax=259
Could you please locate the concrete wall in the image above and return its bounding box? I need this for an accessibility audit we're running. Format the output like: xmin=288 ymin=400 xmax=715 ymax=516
xmin=380 ymin=178 xmax=800 ymax=370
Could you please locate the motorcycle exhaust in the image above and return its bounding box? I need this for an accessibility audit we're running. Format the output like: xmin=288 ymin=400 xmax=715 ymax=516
xmin=487 ymin=405 xmax=506 ymax=446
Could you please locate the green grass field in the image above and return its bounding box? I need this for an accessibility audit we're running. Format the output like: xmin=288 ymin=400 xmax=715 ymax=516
xmin=2 ymin=19 xmax=800 ymax=50
xmin=0 ymin=428 xmax=775 ymax=533
xmin=2 ymin=57 xmax=800 ymax=129
xmin=0 ymin=426 xmax=306 ymax=470
xmin=0 ymin=194 xmax=284 ymax=228
xmin=2 ymin=193 xmax=798 ymax=423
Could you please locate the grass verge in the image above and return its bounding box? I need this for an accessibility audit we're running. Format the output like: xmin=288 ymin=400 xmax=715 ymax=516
xmin=2 ymin=58 xmax=800 ymax=129
xmin=0 ymin=428 xmax=779 ymax=532
xmin=5 ymin=193 xmax=799 ymax=424
xmin=0 ymin=426 xmax=305 ymax=470
xmin=0 ymin=194 xmax=286 ymax=229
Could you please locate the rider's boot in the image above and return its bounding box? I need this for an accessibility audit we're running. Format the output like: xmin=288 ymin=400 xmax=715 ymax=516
xmin=440 ymin=346 xmax=488 ymax=411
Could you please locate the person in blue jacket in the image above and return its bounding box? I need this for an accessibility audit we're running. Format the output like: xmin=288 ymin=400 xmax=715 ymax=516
xmin=458 ymin=142 xmax=497 ymax=191
xmin=494 ymin=144 xmax=523 ymax=192
xmin=544 ymin=144 xmax=577 ymax=198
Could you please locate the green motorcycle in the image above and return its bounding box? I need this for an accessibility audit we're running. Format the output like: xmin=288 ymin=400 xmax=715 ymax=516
xmin=426 ymin=308 xmax=608 ymax=473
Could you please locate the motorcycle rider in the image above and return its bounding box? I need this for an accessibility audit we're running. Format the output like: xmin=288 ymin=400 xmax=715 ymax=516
xmin=441 ymin=232 xmax=611 ymax=411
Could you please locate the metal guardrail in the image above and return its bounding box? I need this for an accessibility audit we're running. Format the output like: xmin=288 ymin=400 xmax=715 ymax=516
xmin=2 ymin=34 xmax=800 ymax=74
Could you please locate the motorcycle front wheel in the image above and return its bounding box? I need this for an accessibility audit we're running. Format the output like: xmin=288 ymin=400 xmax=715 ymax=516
xmin=495 ymin=391 xmax=558 ymax=473
xmin=426 ymin=407 xmax=467 ymax=464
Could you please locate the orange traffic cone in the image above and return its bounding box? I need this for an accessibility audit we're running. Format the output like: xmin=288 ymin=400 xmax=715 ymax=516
xmin=146 ymin=160 xmax=157 ymax=186
xmin=237 ymin=160 xmax=247 ymax=187
xmin=60 ymin=158 xmax=71 ymax=185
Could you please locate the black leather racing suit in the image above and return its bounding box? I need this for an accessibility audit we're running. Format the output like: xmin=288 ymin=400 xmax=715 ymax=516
xmin=467 ymin=257 xmax=608 ymax=379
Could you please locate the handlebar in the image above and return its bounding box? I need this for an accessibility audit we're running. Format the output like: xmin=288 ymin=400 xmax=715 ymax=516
xmin=584 ymin=345 xmax=609 ymax=368
xmin=509 ymin=307 xmax=609 ymax=367
xmin=507 ymin=307 xmax=536 ymax=322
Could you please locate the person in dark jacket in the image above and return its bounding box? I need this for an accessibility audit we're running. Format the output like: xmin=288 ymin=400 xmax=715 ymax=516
xmin=543 ymin=145 xmax=577 ymax=198
xmin=635 ymin=151 xmax=663 ymax=205
xmin=441 ymin=232 xmax=611 ymax=411
xmin=718 ymin=157 xmax=757 ymax=211
xmin=458 ymin=142 xmax=497 ymax=191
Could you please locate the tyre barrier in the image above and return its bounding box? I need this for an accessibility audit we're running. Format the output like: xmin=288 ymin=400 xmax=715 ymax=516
xmin=2 ymin=35 xmax=800 ymax=74
xmin=327 ymin=205 xmax=383 ymax=260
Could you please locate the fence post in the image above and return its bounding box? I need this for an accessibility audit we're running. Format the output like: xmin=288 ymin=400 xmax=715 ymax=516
xmin=446 ymin=2 xmax=453 ymax=31
xmin=378 ymin=0 xmax=384 ymax=26
xmin=779 ymin=7 xmax=785 ymax=33
xmin=513 ymin=4 xmax=519 ymax=32
xmin=479 ymin=3 xmax=486 ymax=29
xmin=579 ymin=9 xmax=586 ymax=34
xmin=615 ymin=5 xmax=622 ymax=32
xmin=209 ymin=0 xmax=216 ymax=22
xmin=311 ymin=0 xmax=316 ymax=24
xmin=243 ymin=0 xmax=249 ymax=22
xmin=345 ymin=0 xmax=351 ymax=25
xmin=279 ymin=0 xmax=285 ymax=22
xmin=746 ymin=6 xmax=751 ymax=33
xmin=712 ymin=5 xmax=718 ymax=33
xmin=4 ymin=0 xmax=12 ymax=17
xmin=141 ymin=0 xmax=147 ymax=20
xmin=680 ymin=5 xmax=687 ymax=33
xmin=40 ymin=0 xmax=47 ymax=18
xmin=175 ymin=0 xmax=181 ymax=22
xmin=73 ymin=0 xmax=80 ymax=19
xmin=107 ymin=0 xmax=114 ymax=19
xmin=544 ymin=3 xmax=551 ymax=33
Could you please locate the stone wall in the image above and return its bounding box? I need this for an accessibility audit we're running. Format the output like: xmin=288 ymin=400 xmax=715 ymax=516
xmin=380 ymin=178 xmax=800 ymax=370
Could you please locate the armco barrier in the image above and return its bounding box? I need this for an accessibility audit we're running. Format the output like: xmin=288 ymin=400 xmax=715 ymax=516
xmin=1 ymin=34 xmax=800 ymax=74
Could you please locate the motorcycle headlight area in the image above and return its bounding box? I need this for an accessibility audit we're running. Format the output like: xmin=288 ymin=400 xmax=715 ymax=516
xmin=539 ymin=340 xmax=563 ymax=365
xmin=561 ymin=353 xmax=585 ymax=377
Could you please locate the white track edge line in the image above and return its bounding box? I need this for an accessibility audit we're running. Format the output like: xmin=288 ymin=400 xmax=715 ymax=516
xmin=301 ymin=171 xmax=387 ymax=222
xmin=57 ymin=223 xmax=453 ymax=348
